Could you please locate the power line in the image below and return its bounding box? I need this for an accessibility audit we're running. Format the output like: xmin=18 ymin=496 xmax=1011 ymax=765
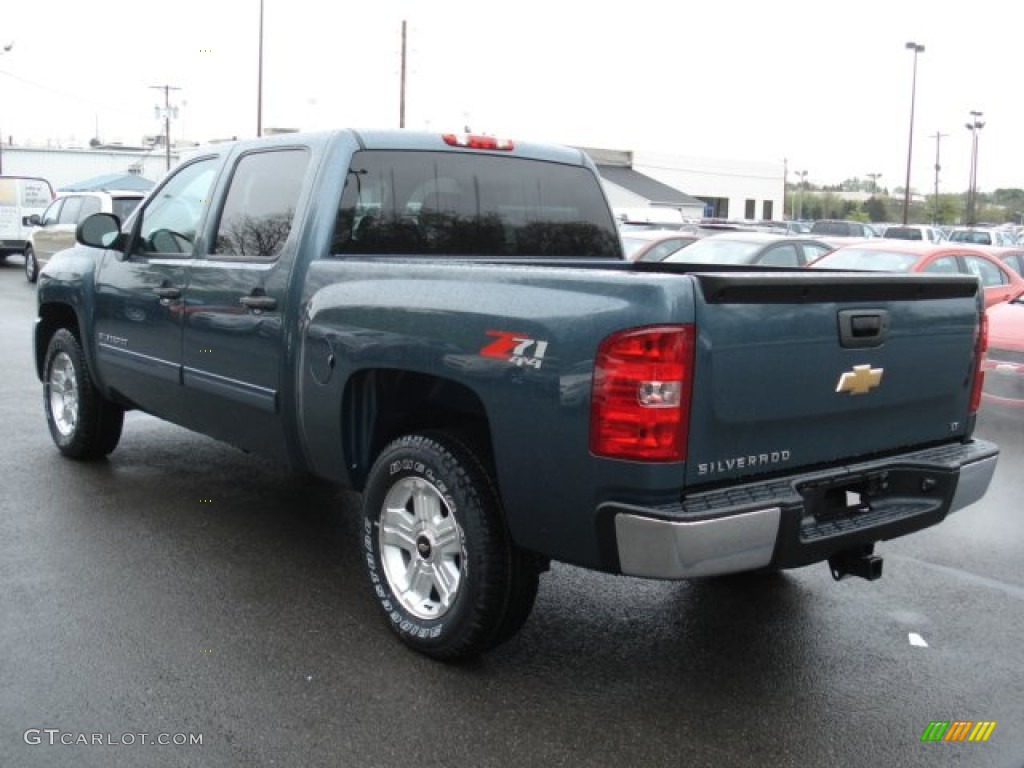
xmin=0 ymin=67 xmax=141 ymax=118
xmin=637 ymin=161 xmax=784 ymax=182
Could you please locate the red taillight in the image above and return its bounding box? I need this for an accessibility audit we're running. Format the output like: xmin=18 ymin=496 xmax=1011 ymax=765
xmin=441 ymin=133 xmax=514 ymax=150
xmin=969 ymin=310 xmax=988 ymax=414
xmin=590 ymin=325 xmax=694 ymax=462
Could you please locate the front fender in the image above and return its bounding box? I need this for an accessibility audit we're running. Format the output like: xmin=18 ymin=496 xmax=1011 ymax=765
xmin=35 ymin=245 xmax=104 ymax=383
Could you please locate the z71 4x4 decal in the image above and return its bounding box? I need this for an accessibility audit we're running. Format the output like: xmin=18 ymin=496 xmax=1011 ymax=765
xmin=480 ymin=330 xmax=549 ymax=369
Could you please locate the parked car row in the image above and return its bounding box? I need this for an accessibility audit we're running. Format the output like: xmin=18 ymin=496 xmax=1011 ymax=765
xmin=808 ymin=240 xmax=1024 ymax=307
xmin=620 ymin=226 xmax=1024 ymax=413
xmin=808 ymin=239 xmax=1024 ymax=415
xmin=659 ymin=232 xmax=834 ymax=267
xmin=983 ymin=293 xmax=1024 ymax=412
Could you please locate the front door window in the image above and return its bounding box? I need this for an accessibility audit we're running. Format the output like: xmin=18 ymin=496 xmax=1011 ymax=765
xmin=136 ymin=158 xmax=218 ymax=256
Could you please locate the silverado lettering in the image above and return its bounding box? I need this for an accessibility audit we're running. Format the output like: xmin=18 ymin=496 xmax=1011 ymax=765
xmin=34 ymin=128 xmax=999 ymax=661
xmin=697 ymin=451 xmax=792 ymax=476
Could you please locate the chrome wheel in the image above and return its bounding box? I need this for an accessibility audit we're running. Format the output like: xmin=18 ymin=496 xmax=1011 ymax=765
xmin=378 ymin=476 xmax=464 ymax=620
xmin=42 ymin=328 xmax=124 ymax=459
xmin=48 ymin=351 xmax=79 ymax=437
xmin=25 ymin=246 xmax=37 ymax=283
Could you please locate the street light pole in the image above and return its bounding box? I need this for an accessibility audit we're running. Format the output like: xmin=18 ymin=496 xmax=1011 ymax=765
xmin=795 ymin=170 xmax=807 ymax=220
xmin=0 ymin=41 xmax=13 ymax=175
xmin=902 ymin=42 xmax=925 ymax=225
xmin=399 ymin=19 xmax=407 ymax=128
xmin=867 ymin=172 xmax=882 ymax=195
xmin=931 ymin=131 xmax=948 ymax=224
xmin=965 ymin=111 xmax=984 ymax=225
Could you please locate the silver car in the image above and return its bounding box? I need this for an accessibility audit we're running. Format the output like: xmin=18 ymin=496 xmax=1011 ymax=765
xmin=25 ymin=190 xmax=145 ymax=282
xmin=947 ymin=227 xmax=1017 ymax=247
xmin=882 ymin=225 xmax=947 ymax=243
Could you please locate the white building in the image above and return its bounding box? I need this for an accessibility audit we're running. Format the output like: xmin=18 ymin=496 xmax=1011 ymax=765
xmin=583 ymin=146 xmax=786 ymax=222
xmin=0 ymin=145 xmax=180 ymax=191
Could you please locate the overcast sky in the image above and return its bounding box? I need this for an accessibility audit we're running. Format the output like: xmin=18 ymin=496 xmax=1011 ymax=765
xmin=1 ymin=0 xmax=1019 ymax=194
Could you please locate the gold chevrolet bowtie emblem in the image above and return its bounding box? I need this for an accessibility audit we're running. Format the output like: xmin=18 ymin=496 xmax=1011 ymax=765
xmin=836 ymin=364 xmax=884 ymax=395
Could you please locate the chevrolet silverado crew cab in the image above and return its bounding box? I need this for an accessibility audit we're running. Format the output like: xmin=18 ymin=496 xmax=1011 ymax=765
xmin=34 ymin=129 xmax=998 ymax=660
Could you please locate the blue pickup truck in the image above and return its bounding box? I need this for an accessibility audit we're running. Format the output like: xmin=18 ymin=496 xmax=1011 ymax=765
xmin=35 ymin=129 xmax=998 ymax=660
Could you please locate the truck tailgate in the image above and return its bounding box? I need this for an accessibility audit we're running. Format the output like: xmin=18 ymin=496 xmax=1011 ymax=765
xmin=682 ymin=271 xmax=983 ymax=487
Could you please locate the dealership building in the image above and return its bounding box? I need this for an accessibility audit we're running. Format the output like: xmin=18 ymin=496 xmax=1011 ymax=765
xmin=584 ymin=146 xmax=785 ymax=222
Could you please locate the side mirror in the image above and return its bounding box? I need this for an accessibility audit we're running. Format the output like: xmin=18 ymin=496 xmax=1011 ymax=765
xmin=23 ymin=214 xmax=41 ymax=227
xmin=77 ymin=212 xmax=125 ymax=251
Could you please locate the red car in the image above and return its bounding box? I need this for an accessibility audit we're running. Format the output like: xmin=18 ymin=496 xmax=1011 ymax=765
xmin=808 ymin=240 xmax=1024 ymax=308
xmin=620 ymin=229 xmax=699 ymax=262
xmin=982 ymin=293 xmax=1024 ymax=410
xmin=973 ymin=245 xmax=1024 ymax=280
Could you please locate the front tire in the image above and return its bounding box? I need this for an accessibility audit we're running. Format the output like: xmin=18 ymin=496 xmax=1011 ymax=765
xmin=25 ymin=245 xmax=38 ymax=283
xmin=362 ymin=432 xmax=539 ymax=660
xmin=43 ymin=329 xmax=124 ymax=459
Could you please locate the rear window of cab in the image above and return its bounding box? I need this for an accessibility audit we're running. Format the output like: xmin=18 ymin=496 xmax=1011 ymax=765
xmin=330 ymin=150 xmax=621 ymax=259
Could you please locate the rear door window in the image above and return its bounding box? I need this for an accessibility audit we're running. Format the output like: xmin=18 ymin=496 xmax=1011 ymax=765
xmin=210 ymin=148 xmax=310 ymax=261
xmin=331 ymin=150 xmax=620 ymax=258
xmin=1004 ymin=254 xmax=1024 ymax=274
xmin=57 ymin=197 xmax=84 ymax=225
xmin=78 ymin=196 xmax=102 ymax=221
xmin=801 ymin=243 xmax=831 ymax=263
xmin=963 ymin=255 xmax=1007 ymax=286
xmin=759 ymin=244 xmax=800 ymax=266
xmin=923 ymin=256 xmax=959 ymax=274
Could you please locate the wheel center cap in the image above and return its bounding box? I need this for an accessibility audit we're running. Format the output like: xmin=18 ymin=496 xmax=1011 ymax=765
xmin=416 ymin=535 xmax=433 ymax=560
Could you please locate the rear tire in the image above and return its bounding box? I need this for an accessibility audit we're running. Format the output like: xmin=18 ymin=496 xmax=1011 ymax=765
xmin=25 ymin=245 xmax=38 ymax=283
xmin=483 ymin=547 xmax=544 ymax=651
xmin=43 ymin=329 xmax=124 ymax=459
xmin=362 ymin=432 xmax=539 ymax=660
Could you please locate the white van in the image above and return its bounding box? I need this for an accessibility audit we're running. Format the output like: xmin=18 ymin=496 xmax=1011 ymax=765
xmin=0 ymin=176 xmax=55 ymax=261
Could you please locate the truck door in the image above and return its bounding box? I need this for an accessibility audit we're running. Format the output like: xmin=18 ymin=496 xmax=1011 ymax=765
xmin=93 ymin=156 xmax=220 ymax=424
xmin=179 ymin=147 xmax=312 ymax=460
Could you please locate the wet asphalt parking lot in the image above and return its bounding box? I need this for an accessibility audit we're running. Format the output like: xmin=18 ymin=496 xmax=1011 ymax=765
xmin=1 ymin=259 xmax=1022 ymax=767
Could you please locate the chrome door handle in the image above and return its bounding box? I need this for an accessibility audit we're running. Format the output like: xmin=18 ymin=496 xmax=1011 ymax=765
xmin=239 ymin=295 xmax=277 ymax=311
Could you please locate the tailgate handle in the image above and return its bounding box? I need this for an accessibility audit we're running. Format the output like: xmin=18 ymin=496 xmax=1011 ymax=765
xmin=838 ymin=309 xmax=889 ymax=348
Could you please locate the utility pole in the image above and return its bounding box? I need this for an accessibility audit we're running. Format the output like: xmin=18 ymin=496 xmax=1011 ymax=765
xmin=931 ymin=131 xmax=948 ymax=224
xmin=257 ymin=0 xmax=264 ymax=137
xmin=795 ymin=170 xmax=808 ymax=221
xmin=399 ymin=20 xmax=407 ymax=129
xmin=150 ymin=84 xmax=181 ymax=171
